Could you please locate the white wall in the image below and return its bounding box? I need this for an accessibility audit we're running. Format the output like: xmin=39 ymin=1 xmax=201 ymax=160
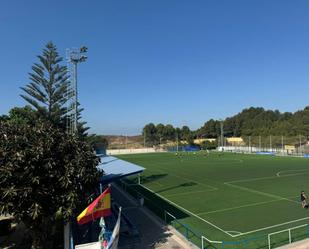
xmin=217 ymin=146 xmax=302 ymax=156
xmin=106 ymin=147 xmax=164 ymax=155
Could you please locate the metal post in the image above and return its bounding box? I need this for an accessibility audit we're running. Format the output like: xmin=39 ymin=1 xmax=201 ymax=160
xmin=176 ymin=133 xmax=179 ymax=152
xmin=64 ymin=223 xmax=70 ymax=249
xmin=186 ymin=226 xmax=188 ymax=239
xmin=282 ymin=136 xmax=284 ymax=154
xmin=144 ymin=131 xmax=146 ymax=147
xmin=289 ymin=229 xmax=291 ymax=243
xmin=73 ymin=62 xmax=78 ymax=133
xmin=259 ymin=136 xmax=261 ymax=152
xmin=220 ymin=121 xmax=224 ymax=148
xmin=299 ymin=135 xmax=302 ymax=155
xmin=270 ymin=135 xmax=272 ymax=152
xmin=249 ymin=136 xmax=251 ymax=153
xmin=99 ymin=183 xmax=102 ymax=194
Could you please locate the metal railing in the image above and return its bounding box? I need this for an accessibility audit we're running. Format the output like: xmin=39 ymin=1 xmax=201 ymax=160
xmin=164 ymin=211 xmax=204 ymax=246
xmin=201 ymin=235 xmax=223 ymax=248
xmin=268 ymin=224 xmax=309 ymax=249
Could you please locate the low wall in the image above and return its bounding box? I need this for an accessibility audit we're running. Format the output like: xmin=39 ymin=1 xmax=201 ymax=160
xmin=218 ymin=146 xmax=281 ymax=153
xmin=106 ymin=148 xmax=164 ymax=155
xmin=218 ymin=146 xmax=305 ymax=157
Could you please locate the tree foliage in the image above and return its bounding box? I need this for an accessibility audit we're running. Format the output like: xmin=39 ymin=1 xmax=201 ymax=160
xmin=87 ymin=135 xmax=109 ymax=152
xmin=143 ymin=106 xmax=309 ymax=146
xmin=143 ymin=123 xmax=158 ymax=146
xmin=20 ymin=42 xmax=69 ymax=126
xmin=0 ymin=42 xmax=99 ymax=249
xmin=7 ymin=105 xmax=38 ymax=126
xmin=142 ymin=123 xmax=193 ymax=145
xmin=0 ymin=119 xmax=100 ymax=248
xmin=196 ymin=107 xmax=309 ymax=138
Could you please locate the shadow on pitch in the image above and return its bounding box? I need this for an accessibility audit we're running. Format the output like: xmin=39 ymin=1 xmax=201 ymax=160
xmin=155 ymin=181 xmax=197 ymax=194
xmin=140 ymin=173 xmax=168 ymax=184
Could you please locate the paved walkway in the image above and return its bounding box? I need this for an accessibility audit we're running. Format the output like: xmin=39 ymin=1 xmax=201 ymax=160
xmin=111 ymin=184 xmax=198 ymax=249
xmin=276 ymin=239 xmax=309 ymax=249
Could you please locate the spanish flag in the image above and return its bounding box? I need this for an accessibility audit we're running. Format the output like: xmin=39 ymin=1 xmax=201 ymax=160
xmin=77 ymin=187 xmax=111 ymax=225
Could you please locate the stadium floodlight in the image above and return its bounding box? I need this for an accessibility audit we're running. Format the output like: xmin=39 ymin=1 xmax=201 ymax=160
xmin=80 ymin=46 xmax=88 ymax=53
xmin=66 ymin=46 xmax=88 ymax=134
xmin=80 ymin=55 xmax=88 ymax=62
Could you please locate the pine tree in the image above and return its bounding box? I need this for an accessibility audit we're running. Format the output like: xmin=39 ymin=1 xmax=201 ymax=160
xmin=20 ymin=42 xmax=69 ymax=126
xmin=77 ymin=104 xmax=90 ymax=138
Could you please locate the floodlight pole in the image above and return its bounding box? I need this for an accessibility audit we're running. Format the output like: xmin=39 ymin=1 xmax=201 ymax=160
xmin=144 ymin=131 xmax=146 ymax=148
xmin=73 ymin=62 xmax=78 ymax=132
xmin=220 ymin=120 xmax=224 ymax=147
xmin=176 ymin=132 xmax=179 ymax=152
xmin=66 ymin=46 xmax=88 ymax=135
xmin=299 ymin=135 xmax=302 ymax=155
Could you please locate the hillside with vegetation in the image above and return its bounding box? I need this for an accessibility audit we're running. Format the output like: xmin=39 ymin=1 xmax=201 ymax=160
xmin=140 ymin=107 xmax=309 ymax=147
xmin=197 ymin=106 xmax=309 ymax=137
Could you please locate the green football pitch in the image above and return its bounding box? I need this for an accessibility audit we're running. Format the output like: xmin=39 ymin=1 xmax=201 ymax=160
xmin=117 ymin=152 xmax=309 ymax=248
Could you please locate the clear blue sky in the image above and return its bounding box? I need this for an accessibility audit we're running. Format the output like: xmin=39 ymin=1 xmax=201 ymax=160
xmin=1 ymin=0 xmax=309 ymax=135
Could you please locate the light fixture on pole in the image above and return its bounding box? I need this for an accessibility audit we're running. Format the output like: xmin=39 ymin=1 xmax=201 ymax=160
xmin=66 ymin=46 xmax=88 ymax=134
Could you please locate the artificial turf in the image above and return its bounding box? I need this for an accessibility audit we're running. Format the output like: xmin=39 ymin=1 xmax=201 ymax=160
xmin=116 ymin=152 xmax=309 ymax=248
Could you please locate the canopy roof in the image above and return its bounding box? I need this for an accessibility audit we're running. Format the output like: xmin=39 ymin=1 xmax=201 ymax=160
xmin=97 ymin=155 xmax=145 ymax=184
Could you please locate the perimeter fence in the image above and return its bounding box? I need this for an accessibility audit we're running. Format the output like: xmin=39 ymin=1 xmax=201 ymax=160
xmin=118 ymin=179 xmax=309 ymax=249
xmin=221 ymin=135 xmax=309 ymax=156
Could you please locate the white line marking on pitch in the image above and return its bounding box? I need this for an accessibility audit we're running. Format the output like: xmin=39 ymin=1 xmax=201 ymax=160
xmin=276 ymin=169 xmax=309 ymax=177
xmin=232 ymin=216 xmax=309 ymax=238
xmin=164 ymin=189 xmax=217 ymax=198
xmin=196 ymin=197 xmax=296 ymax=216
xmin=141 ymin=184 xmax=232 ymax=237
xmin=224 ymin=182 xmax=299 ymax=204
xmin=141 ymin=179 xmax=304 ymax=240
xmin=149 ymin=165 xmax=218 ymax=191
xmin=226 ymin=230 xmax=242 ymax=235
xmin=227 ymin=171 xmax=309 ymax=185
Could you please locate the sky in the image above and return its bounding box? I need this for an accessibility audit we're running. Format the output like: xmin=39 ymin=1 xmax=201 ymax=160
xmin=0 ymin=0 xmax=309 ymax=135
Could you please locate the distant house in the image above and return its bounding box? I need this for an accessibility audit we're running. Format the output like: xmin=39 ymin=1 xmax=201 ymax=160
xmin=193 ymin=138 xmax=216 ymax=145
xmin=226 ymin=137 xmax=245 ymax=146
xmin=284 ymin=145 xmax=296 ymax=154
